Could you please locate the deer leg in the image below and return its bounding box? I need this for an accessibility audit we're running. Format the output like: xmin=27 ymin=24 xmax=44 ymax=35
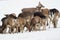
xmin=9 ymin=27 xmax=11 ymax=34
xmin=15 ymin=25 xmax=18 ymax=33
xmin=20 ymin=25 xmax=24 ymax=33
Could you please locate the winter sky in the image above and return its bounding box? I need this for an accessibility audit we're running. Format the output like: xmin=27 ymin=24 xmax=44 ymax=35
xmin=0 ymin=0 xmax=60 ymax=25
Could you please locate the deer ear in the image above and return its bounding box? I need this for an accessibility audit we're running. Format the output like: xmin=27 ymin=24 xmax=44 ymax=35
xmin=58 ymin=13 xmax=60 ymax=18
xmin=4 ymin=14 xmax=9 ymax=17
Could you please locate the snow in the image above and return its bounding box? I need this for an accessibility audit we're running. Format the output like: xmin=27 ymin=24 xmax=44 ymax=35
xmin=0 ymin=28 xmax=60 ymax=40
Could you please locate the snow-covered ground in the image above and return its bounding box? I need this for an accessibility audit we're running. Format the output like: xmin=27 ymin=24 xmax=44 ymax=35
xmin=0 ymin=28 xmax=60 ymax=40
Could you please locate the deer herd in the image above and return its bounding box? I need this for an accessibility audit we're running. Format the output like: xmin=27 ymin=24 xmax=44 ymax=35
xmin=0 ymin=2 xmax=60 ymax=34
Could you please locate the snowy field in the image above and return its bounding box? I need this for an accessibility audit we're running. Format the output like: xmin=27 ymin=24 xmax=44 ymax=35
xmin=0 ymin=18 xmax=60 ymax=40
xmin=0 ymin=28 xmax=60 ymax=40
